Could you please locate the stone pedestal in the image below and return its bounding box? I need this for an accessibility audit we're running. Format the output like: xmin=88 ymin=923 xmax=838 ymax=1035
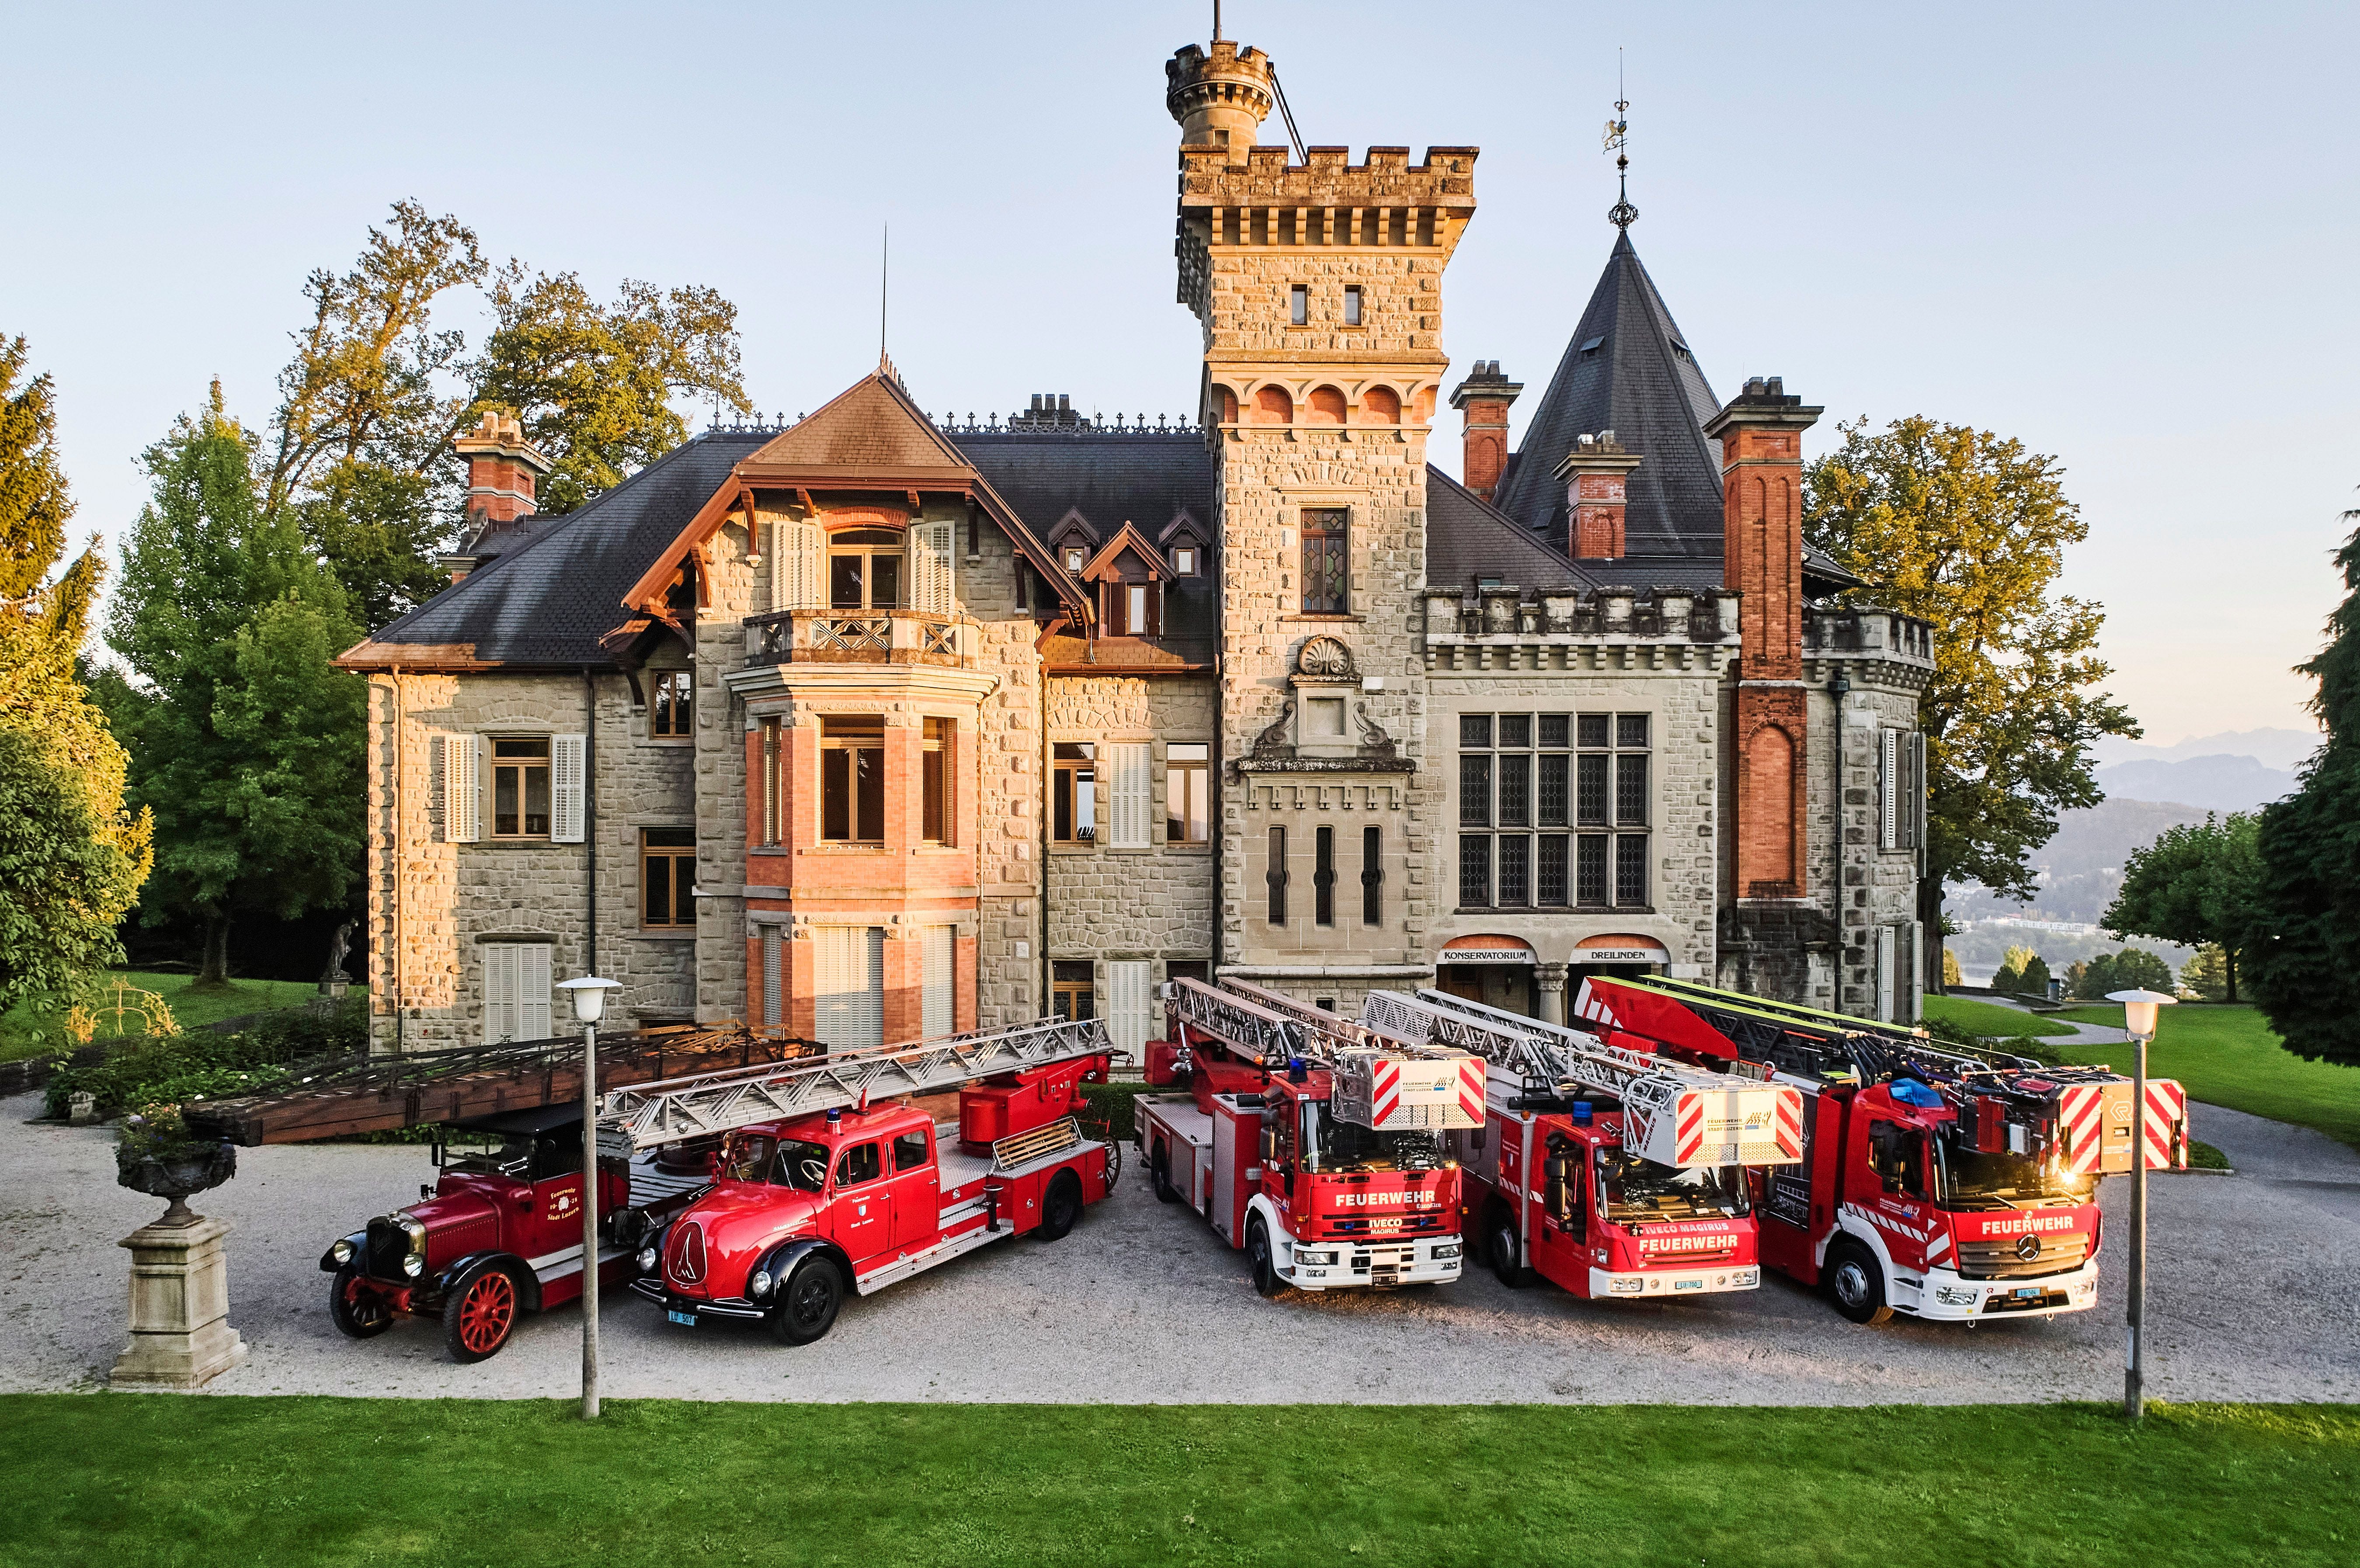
xmin=111 ymin=1214 xmax=246 ymax=1390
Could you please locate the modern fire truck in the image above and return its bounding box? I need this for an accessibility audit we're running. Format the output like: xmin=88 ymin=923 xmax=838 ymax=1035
xmin=1137 ymin=978 xmax=1484 ymax=1296
xmin=1575 ymin=974 xmax=2191 ymax=1325
xmin=318 ymin=1105 xmax=714 ymax=1363
xmin=1361 ymin=989 xmax=1803 ymax=1303
xmin=618 ymin=1015 xmax=1119 ymax=1345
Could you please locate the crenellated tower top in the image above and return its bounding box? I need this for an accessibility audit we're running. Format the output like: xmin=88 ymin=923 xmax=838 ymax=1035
xmin=1166 ymin=39 xmax=1275 ymax=165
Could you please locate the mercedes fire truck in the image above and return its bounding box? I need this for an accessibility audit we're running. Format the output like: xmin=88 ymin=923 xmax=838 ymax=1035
xmin=1362 ymin=989 xmax=1803 ymax=1302
xmin=1137 ymin=978 xmax=1484 ymax=1296
xmin=1577 ymin=975 xmax=2190 ymax=1325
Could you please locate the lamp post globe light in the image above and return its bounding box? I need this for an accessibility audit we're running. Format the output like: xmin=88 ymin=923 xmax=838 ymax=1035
xmin=2106 ymin=986 xmax=2177 ymax=1422
xmin=556 ymin=975 xmax=622 ymax=1420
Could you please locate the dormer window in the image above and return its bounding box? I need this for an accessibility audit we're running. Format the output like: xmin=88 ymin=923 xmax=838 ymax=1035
xmin=1171 ymin=545 xmax=1197 ymax=576
xmin=1064 ymin=545 xmax=1085 ymax=572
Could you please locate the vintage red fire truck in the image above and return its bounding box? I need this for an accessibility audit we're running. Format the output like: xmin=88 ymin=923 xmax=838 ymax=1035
xmin=1576 ymin=974 xmax=2190 ymax=1325
xmin=1362 ymin=989 xmax=1803 ymax=1303
xmin=621 ymin=1016 xmax=1119 ymax=1344
xmin=1137 ymin=978 xmax=1484 ymax=1296
xmin=317 ymin=1104 xmax=712 ymax=1362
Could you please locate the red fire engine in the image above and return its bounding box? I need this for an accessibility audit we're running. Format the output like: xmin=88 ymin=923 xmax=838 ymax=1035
xmin=317 ymin=1104 xmax=712 ymax=1362
xmin=617 ymin=1016 xmax=1119 ymax=1344
xmin=1137 ymin=978 xmax=1484 ymax=1296
xmin=1576 ymin=975 xmax=2190 ymax=1325
xmin=1361 ymin=989 xmax=1804 ymax=1302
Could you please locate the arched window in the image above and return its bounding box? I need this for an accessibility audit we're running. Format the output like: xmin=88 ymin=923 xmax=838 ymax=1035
xmin=1306 ymin=386 xmax=1347 ymax=425
xmin=829 ymin=527 xmax=903 ymax=611
xmin=1253 ymin=385 xmax=1293 ymax=424
xmin=1360 ymin=385 xmax=1401 ymax=424
xmin=1741 ymin=725 xmax=1797 ymax=896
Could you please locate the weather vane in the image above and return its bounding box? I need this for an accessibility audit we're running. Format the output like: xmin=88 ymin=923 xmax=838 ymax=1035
xmin=1604 ymin=51 xmax=1637 ymax=231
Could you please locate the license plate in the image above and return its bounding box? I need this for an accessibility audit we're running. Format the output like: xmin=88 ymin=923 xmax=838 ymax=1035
xmin=667 ymin=1309 xmax=698 ymax=1326
xmin=1674 ymin=1279 xmax=1703 ymax=1290
xmin=2014 ymin=1287 xmax=2040 ymax=1299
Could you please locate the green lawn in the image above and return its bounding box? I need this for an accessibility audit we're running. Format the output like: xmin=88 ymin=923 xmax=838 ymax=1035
xmin=0 ymin=1396 xmax=2347 ymax=1567
xmin=2051 ymin=1003 xmax=2360 ymax=1153
xmin=0 ymin=970 xmax=352 ymax=1063
xmin=1923 ymin=994 xmax=2078 ymax=1038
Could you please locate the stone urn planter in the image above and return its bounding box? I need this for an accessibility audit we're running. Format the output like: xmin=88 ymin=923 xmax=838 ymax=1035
xmin=116 ymin=1140 xmax=237 ymax=1228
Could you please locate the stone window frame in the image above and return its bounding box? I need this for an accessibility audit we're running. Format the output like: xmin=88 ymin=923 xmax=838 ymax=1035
xmin=1455 ymin=708 xmax=1654 ymax=914
xmin=640 ymin=827 xmax=697 ymax=931
xmin=646 ymin=667 xmax=695 ymax=744
xmin=489 ymin=735 xmax=553 ymax=840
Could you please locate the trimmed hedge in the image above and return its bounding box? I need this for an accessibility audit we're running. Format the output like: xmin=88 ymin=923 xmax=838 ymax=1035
xmin=42 ymin=996 xmax=368 ymax=1119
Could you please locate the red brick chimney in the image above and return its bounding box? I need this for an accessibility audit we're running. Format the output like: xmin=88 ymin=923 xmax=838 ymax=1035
xmin=447 ymin=412 xmax=553 ymax=581
xmin=1447 ymin=361 xmax=1521 ymax=503
xmin=1552 ymin=431 xmax=1640 ymax=559
xmin=1703 ymin=376 xmax=1821 ymax=899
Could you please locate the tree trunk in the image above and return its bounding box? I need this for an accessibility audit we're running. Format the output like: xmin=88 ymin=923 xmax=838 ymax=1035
xmin=196 ymin=915 xmax=231 ymax=989
xmin=1919 ymin=877 xmax=1947 ymax=996
xmin=2224 ymin=947 xmax=2239 ymax=1005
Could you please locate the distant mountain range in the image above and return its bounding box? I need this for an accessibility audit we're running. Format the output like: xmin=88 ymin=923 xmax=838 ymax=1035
xmin=2092 ymin=726 xmax=2321 ymax=772
xmin=2093 ymin=754 xmax=2297 ymax=814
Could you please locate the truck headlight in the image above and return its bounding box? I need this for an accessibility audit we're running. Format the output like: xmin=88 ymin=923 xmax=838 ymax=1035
xmin=1293 ymin=1248 xmax=1338 ymax=1266
xmin=750 ymin=1269 xmax=774 ymax=1297
xmin=1934 ymin=1285 xmax=1979 ymax=1307
xmin=1433 ymin=1243 xmax=1461 ymax=1260
xmin=636 ymin=1245 xmax=659 ymax=1273
xmin=330 ymin=1239 xmax=354 ymax=1266
xmin=401 ymin=1253 xmax=424 ymax=1278
xmin=1609 ymin=1277 xmax=1644 ymax=1295
xmin=1732 ymin=1269 xmax=1758 ymax=1287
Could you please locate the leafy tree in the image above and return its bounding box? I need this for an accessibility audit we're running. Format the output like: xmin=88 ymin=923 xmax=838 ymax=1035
xmin=106 ymin=383 xmax=362 ymax=985
xmin=470 ymin=264 xmax=748 ymax=515
xmin=2017 ymin=954 xmax=2053 ymax=1000
xmin=1807 ymin=417 xmax=2138 ymax=994
xmin=2101 ymin=813 xmax=2262 ymax=1001
xmin=1991 ymin=943 xmax=2036 ymax=994
xmin=0 ymin=335 xmax=152 ymax=1010
xmin=2070 ymin=948 xmax=2173 ymax=1000
xmin=2249 ymin=501 xmax=2360 ymax=1063
xmin=2180 ymin=945 xmax=2228 ymax=1002
xmin=294 ymin=459 xmax=446 ymax=629
xmin=1942 ymin=947 xmax=1962 ymax=987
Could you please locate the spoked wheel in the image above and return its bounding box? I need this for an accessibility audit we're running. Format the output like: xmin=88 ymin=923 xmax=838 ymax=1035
xmin=1038 ymin=1169 xmax=1084 ymax=1241
xmin=1827 ymin=1244 xmax=1893 ymax=1326
xmin=767 ymin=1254 xmax=845 ymax=1346
xmin=1247 ymin=1215 xmax=1285 ymax=1299
xmin=329 ymin=1263 xmax=394 ymax=1339
xmin=1098 ymin=1136 xmax=1122 ymax=1191
xmin=442 ymin=1266 xmax=519 ymax=1363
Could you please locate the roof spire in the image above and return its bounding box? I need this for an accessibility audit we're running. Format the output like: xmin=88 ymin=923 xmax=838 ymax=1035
xmin=1603 ymin=51 xmax=1637 ymax=232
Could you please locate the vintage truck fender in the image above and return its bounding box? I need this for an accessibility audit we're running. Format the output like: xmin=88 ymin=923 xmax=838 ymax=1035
xmin=748 ymin=1236 xmax=855 ymax=1302
xmin=318 ymin=1231 xmax=367 ymax=1273
xmin=437 ymin=1251 xmax=542 ymax=1313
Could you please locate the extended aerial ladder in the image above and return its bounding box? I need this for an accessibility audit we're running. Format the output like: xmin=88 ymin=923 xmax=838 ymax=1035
xmin=1164 ymin=977 xmax=1485 ymax=1133
xmin=1576 ymin=974 xmax=2186 ymax=1174
xmin=1362 ymin=989 xmax=1803 ymax=1169
xmin=600 ymin=1015 xmax=1118 ymax=1152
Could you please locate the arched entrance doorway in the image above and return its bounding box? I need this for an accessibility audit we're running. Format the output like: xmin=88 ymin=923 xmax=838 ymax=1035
xmin=1568 ymin=934 xmax=1670 ymax=1008
xmin=1435 ymin=935 xmax=1538 ymax=1016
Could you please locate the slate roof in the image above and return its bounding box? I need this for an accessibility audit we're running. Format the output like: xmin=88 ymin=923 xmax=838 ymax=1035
xmin=340 ymin=430 xmax=773 ymax=670
xmin=1424 ymin=466 xmax=1601 ymax=594
xmin=950 ymin=430 xmax=1212 ymax=546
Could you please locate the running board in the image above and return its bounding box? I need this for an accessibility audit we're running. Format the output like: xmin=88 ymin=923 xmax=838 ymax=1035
xmin=854 ymin=1220 xmax=1002 ymax=1295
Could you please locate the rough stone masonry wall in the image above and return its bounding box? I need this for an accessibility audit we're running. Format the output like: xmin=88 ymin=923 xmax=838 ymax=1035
xmin=365 ymin=669 xmax=699 ymax=1053
xmin=960 ymin=519 xmax=1050 ymax=1028
xmin=1836 ymin=669 xmax=1929 ymax=1019
xmin=1045 ymin=674 xmax=1217 ymax=985
xmin=1427 ymin=654 xmax=1724 ymax=974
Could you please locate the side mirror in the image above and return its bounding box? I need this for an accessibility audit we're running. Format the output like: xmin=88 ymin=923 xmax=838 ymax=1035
xmin=1881 ymin=1174 xmax=1903 ymax=1196
xmin=430 ymin=1142 xmax=445 ymax=1169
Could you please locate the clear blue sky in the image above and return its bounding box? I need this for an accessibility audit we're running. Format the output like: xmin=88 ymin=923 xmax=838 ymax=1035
xmin=5 ymin=1 xmax=2353 ymax=745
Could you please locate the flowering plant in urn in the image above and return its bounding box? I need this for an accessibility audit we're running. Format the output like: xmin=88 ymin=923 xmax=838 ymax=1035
xmin=115 ymin=1103 xmax=236 ymax=1228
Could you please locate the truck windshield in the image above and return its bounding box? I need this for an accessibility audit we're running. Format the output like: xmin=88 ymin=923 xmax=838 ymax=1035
xmin=1595 ymin=1150 xmax=1749 ymax=1222
xmin=1300 ymin=1102 xmax=1440 ymax=1173
xmin=719 ymin=1134 xmax=829 ymax=1192
xmin=448 ymin=1136 xmax=536 ymax=1179
xmin=1934 ymin=1134 xmax=2089 ymax=1210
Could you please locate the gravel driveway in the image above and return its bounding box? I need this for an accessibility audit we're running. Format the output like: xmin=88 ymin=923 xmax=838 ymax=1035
xmin=6 ymin=1090 xmax=2354 ymax=1405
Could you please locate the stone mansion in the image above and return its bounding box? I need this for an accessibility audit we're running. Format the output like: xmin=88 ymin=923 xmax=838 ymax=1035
xmin=341 ymin=28 xmax=1933 ymax=1058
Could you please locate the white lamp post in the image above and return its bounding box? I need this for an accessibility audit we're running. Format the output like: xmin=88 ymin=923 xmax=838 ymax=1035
xmin=2106 ymin=985 xmax=2176 ymax=1422
xmin=556 ymin=974 xmax=622 ymax=1420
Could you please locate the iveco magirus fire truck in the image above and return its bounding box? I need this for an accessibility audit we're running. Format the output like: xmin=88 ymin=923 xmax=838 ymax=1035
xmin=615 ymin=1015 xmax=1119 ymax=1344
xmin=1137 ymin=977 xmax=1484 ymax=1296
xmin=1575 ymin=975 xmax=2191 ymax=1325
xmin=1362 ymin=989 xmax=1803 ymax=1303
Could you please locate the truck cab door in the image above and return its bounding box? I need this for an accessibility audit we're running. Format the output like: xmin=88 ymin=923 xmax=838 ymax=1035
xmin=1756 ymin=1090 xmax=1826 ymax=1282
xmin=884 ymin=1128 xmax=937 ymax=1250
xmin=526 ymin=1133 xmax=588 ymax=1258
xmin=830 ymin=1141 xmax=887 ymax=1264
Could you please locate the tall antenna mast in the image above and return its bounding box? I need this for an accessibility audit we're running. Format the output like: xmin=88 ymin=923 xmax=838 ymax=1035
xmin=879 ymin=222 xmax=890 ymax=365
xmin=1213 ymin=0 xmax=1222 ymax=42
xmin=1604 ymin=50 xmax=1637 ymax=232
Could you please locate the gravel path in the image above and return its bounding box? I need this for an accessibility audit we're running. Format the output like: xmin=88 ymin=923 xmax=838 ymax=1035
xmin=1972 ymin=993 xmax=2132 ymax=1048
xmin=7 ymin=1090 xmax=2354 ymax=1405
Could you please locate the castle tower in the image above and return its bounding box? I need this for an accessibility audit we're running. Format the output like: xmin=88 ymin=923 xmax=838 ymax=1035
xmin=1169 ymin=32 xmax=1479 ymax=1006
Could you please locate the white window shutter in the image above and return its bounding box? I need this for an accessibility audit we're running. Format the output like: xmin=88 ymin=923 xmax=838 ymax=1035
xmin=775 ymin=520 xmax=822 ymax=611
xmin=770 ymin=520 xmax=788 ymax=611
xmin=1909 ymin=731 xmax=1927 ymax=852
xmin=761 ymin=931 xmax=783 ymax=1028
xmin=1879 ymin=729 xmax=1900 ymax=850
xmin=521 ymin=944 xmax=553 ymax=1040
xmin=922 ymin=924 xmax=955 ymax=1039
xmin=910 ymin=520 xmax=954 ymax=614
xmin=814 ymin=926 xmax=884 ymax=1049
xmin=484 ymin=944 xmax=515 ymax=1043
xmin=442 ymin=734 xmax=479 ymax=843
xmin=1107 ymin=961 xmax=1151 ymax=1058
xmin=550 ymin=734 xmax=586 ymax=843
xmin=1107 ymin=742 xmax=1151 ymax=847
xmin=931 ymin=521 xmax=955 ymax=612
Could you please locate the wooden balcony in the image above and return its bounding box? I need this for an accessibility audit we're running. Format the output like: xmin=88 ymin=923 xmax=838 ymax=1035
xmin=742 ymin=609 xmax=972 ymax=669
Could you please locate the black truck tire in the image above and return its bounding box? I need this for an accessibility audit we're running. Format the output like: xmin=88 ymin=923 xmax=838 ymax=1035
xmin=767 ymin=1254 xmax=845 ymax=1346
xmin=441 ymin=1263 xmax=524 ymax=1363
xmin=1247 ymin=1215 xmax=1285 ymax=1298
xmin=1151 ymin=1144 xmax=1179 ymax=1204
xmin=1037 ymin=1169 xmax=1084 ymax=1241
xmin=329 ymin=1263 xmax=394 ymax=1339
xmin=1489 ymin=1211 xmax=1530 ymax=1290
xmin=1827 ymin=1242 xmax=1894 ymax=1326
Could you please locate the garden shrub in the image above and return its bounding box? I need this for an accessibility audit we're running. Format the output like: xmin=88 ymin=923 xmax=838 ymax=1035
xmin=44 ymin=995 xmax=365 ymax=1118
